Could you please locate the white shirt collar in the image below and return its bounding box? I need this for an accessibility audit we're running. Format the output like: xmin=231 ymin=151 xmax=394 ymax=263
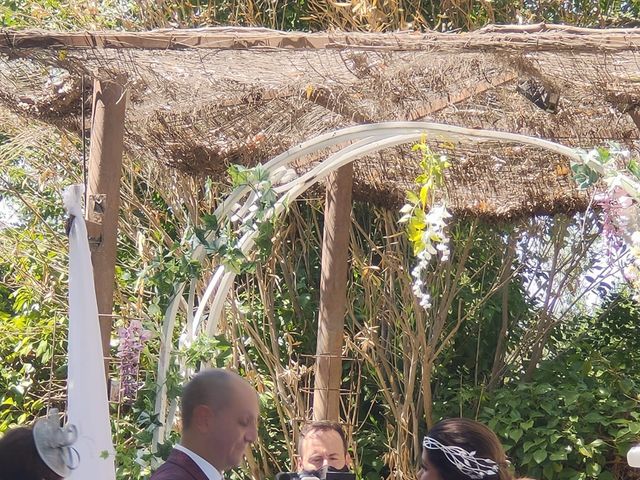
xmin=174 ymin=444 xmax=223 ymax=480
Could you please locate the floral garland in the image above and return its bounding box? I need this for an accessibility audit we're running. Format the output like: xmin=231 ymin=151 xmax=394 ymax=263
xmin=399 ymin=139 xmax=451 ymax=309
xmin=571 ymin=144 xmax=640 ymax=301
xmin=402 ymin=140 xmax=640 ymax=309
xmin=116 ymin=320 xmax=152 ymax=402
xmin=193 ymin=164 xmax=279 ymax=274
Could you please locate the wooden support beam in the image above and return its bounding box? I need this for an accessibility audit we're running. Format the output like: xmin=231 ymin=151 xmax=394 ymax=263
xmin=2 ymin=25 xmax=640 ymax=53
xmin=313 ymin=163 xmax=354 ymax=421
xmin=308 ymin=87 xmax=371 ymax=124
xmin=405 ymin=70 xmax=518 ymax=121
xmin=85 ymin=78 xmax=127 ymax=378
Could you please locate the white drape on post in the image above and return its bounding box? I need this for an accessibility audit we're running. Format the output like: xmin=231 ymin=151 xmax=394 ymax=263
xmin=63 ymin=184 xmax=116 ymax=480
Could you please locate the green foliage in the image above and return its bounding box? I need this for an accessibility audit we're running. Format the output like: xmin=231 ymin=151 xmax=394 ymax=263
xmin=572 ymin=144 xmax=640 ymax=190
xmin=435 ymin=289 xmax=640 ymax=480
xmin=193 ymin=164 xmax=278 ymax=273
xmin=627 ymin=158 xmax=640 ymax=181
xmin=0 ymin=116 xmax=73 ymax=432
xmin=181 ymin=334 xmax=233 ymax=370
xmin=0 ymin=0 xmax=125 ymax=29
xmin=4 ymin=0 xmax=639 ymax=32
xmin=2 ymin=146 xmax=638 ymax=480
xmin=111 ymin=333 xmax=237 ymax=479
xmin=399 ymin=139 xmax=450 ymax=256
xmin=571 ymin=162 xmax=600 ymax=190
xmin=0 ymin=261 xmax=67 ymax=431
xmin=434 ymin=224 xmax=529 ymax=378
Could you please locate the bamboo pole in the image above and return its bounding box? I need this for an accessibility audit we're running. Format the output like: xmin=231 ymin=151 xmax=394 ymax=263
xmin=313 ymin=164 xmax=353 ymax=421
xmin=85 ymin=77 xmax=127 ymax=379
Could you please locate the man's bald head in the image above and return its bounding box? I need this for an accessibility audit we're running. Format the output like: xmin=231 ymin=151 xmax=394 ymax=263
xmin=182 ymin=369 xmax=245 ymax=430
xmin=179 ymin=368 xmax=260 ymax=471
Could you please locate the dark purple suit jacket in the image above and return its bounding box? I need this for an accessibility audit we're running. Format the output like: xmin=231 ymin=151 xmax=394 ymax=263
xmin=150 ymin=448 xmax=210 ymax=480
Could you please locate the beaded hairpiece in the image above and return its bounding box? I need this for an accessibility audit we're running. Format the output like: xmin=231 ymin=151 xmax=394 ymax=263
xmin=423 ymin=436 xmax=499 ymax=479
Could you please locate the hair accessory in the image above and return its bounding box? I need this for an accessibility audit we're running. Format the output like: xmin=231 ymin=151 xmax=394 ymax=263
xmin=423 ymin=436 xmax=499 ymax=479
xmin=33 ymin=409 xmax=80 ymax=477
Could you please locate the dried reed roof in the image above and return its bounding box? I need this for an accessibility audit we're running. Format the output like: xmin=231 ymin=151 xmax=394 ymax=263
xmin=1 ymin=23 xmax=639 ymax=219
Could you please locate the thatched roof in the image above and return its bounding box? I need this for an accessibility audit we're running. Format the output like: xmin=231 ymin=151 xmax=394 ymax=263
xmin=1 ymin=24 xmax=639 ymax=219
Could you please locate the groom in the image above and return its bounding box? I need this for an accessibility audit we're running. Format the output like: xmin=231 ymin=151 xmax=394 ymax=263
xmin=151 ymin=369 xmax=260 ymax=480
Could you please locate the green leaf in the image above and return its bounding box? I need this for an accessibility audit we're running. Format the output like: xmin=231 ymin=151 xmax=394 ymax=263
xmin=147 ymin=303 xmax=162 ymax=318
xmin=193 ymin=227 xmax=209 ymax=247
xmin=255 ymin=221 xmax=274 ymax=255
xmin=596 ymin=147 xmax=612 ymax=164
xmin=419 ymin=185 xmax=429 ymax=208
xmin=571 ymin=163 xmax=600 ymax=189
xmin=619 ymin=378 xmax=635 ymax=394
xmin=586 ymin=462 xmax=602 ymax=477
xmin=408 ymin=216 xmax=426 ymax=233
xmin=543 ymin=462 xmax=554 ymax=479
xmin=227 ymin=164 xmax=250 ymax=187
xmin=201 ymin=214 xmax=218 ymax=231
xmin=584 ymin=412 xmax=604 ymax=423
xmin=588 ymin=439 xmax=605 ymax=448
xmin=563 ymin=390 xmax=579 ymax=405
xmin=578 ymin=446 xmax=592 ymax=458
xmin=628 ymin=158 xmax=640 ymax=180
xmin=629 ymin=422 xmax=640 ymax=434
xmin=408 ymin=222 xmax=424 ymax=241
xmin=520 ymin=419 xmax=534 ymax=430
xmin=533 ymin=449 xmax=547 ymax=464
xmin=550 ymin=450 xmax=568 ymax=461
xmin=509 ymin=428 xmax=523 ymax=442
xmin=406 ymin=190 xmax=420 ymax=205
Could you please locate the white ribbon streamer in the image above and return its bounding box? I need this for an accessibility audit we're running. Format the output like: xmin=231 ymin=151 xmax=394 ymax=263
xmin=64 ymin=184 xmax=116 ymax=480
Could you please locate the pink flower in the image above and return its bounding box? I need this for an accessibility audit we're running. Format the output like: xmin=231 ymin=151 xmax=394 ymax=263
xmin=117 ymin=320 xmax=152 ymax=402
xmin=595 ymin=187 xmax=636 ymax=249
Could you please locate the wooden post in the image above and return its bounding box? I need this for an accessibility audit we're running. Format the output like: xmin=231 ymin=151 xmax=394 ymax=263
xmin=85 ymin=78 xmax=127 ymax=378
xmin=313 ymin=163 xmax=353 ymax=421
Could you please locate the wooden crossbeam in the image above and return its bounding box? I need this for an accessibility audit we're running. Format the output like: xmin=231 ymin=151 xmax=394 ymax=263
xmin=2 ymin=24 xmax=640 ymax=53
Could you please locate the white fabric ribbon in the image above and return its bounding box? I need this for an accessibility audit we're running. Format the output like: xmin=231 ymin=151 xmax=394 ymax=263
xmin=64 ymin=184 xmax=116 ymax=480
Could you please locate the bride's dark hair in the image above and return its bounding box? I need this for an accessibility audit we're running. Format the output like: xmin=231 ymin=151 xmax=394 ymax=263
xmin=424 ymin=418 xmax=513 ymax=480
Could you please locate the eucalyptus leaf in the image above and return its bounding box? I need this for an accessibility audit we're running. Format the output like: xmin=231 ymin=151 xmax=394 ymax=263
xmin=571 ymin=163 xmax=600 ymax=189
